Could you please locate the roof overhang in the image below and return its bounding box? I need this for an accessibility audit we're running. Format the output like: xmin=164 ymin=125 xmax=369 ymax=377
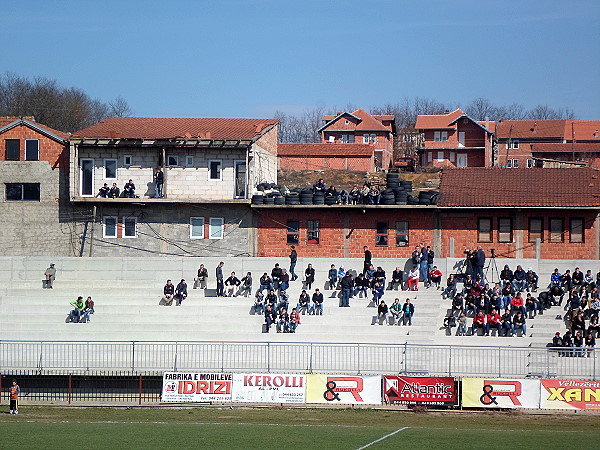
xmin=0 ymin=118 xmax=67 ymax=144
xmin=71 ymin=138 xmax=253 ymax=149
xmin=317 ymin=112 xmax=361 ymax=133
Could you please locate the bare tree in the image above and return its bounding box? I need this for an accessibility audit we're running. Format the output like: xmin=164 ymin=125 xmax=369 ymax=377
xmin=109 ymin=96 xmax=132 ymax=117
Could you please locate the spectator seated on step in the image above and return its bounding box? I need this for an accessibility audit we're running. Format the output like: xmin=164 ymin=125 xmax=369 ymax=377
xmin=525 ymin=293 xmax=539 ymax=319
xmin=561 ymin=270 xmax=573 ymax=293
xmin=265 ymin=289 xmax=278 ymax=309
xmin=461 ymin=274 xmax=473 ymax=296
xmin=512 ymin=311 xmax=527 ymax=337
xmin=390 ymin=298 xmax=402 ymax=324
xmin=441 ymin=274 xmax=457 ymax=299
xmin=501 ymin=281 xmax=515 ymax=310
xmin=452 ymin=293 xmax=464 ymax=316
xmin=309 ymin=289 xmax=323 ymax=315
xmin=512 ymin=265 xmax=527 ymax=292
xmin=297 ymin=289 xmax=310 ymax=315
xmin=443 ymin=312 xmax=456 ymax=333
xmin=464 ymin=294 xmax=477 ymax=316
xmin=277 ymin=290 xmax=289 ymax=314
xmin=375 ymin=300 xmax=388 ymax=325
xmin=510 ymin=292 xmax=526 ymax=316
xmin=123 ymin=179 xmax=136 ymax=198
xmin=80 ymin=296 xmax=95 ymax=323
xmin=572 ymin=267 xmax=585 ymax=294
xmin=325 ymin=185 xmax=340 ymax=203
xmin=402 ymin=298 xmax=415 ymax=326
xmin=175 ymin=279 xmax=188 ymax=305
xmin=271 ymin=263 xmax=283 ymax=291
xmin=585 ymin=331 xmax=596 ymax=356
xmin=279 ymin=269 xmax=290 ymax=292
xmin=573 ymin=331 xmax=585 ymax=357
xmin=348 ymin=184 xmax=361 ymax=204
xmin=276 ymin=308 xmax=290 ymax=333
xmin=289 ymin=308 xmax=301 ymax=333
xmin=162 ymin=279 xmax=175 ymax=306
xmin=390 ymin=267 xmax=404 ymax=291
xmin=471 ymin=311 xmax=486 ymax=336
xmin=108 ymin=182 xmax=120 ymax=198
xmin=239 ymin=272 xmax=253 ymax=297
xmin=571 ymin=310 xmax=586 ymax=336
xmin=264 ymin=304 xmax=277 ymax=333
xmin=353 ymin=273 xmax=369 ymax=298
xmin=364 ymin=264 xmax=375 ymax=287
xmin=327 ymin=264 xmax=338 ymax=290
xmin=224 ymin=272 xmax=241 ymax=297
xmin=500 ymin=264 xmax=514 ymax=285
xmin=68 ymin=296 xmax=85 ymax=323
xmin=373 ymin=266 xmax=386 ymax=287
xmin=313 ymin=178 xmax=326 ymax=194
xmin=500 ymin=309 xmax=513 ymax=336
xmin=583 ymin=270 xmax=595 ymax=294
xmin=457 ymin=312 xmax=467 ymax=336
xmin=428 ymin=266 xmax=443 ymax=289
xmin=485 ymin=308 xmax=502 ymax=336
xmin=526 ymin=267 xmax=539 ymax=292
xmin=372 ymin=281 xmax=384 ymax=305
xmin=254 ymin=290 xmax=265 ymax=315
xmin=407 ymin=266 xmax=420 ymax=291
xmin=337 ymin=265 xmax=346 ymax=283
xmin=194 ymin=264 xmax=209 ymax=289
xmin=258 ymin=273 xmax=273 ymax=294
xmin=96 ymin=183 xmax=109 ymax=198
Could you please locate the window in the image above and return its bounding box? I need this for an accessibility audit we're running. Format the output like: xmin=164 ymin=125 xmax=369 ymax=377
xmin=513 ymin=140 xmax=519 ymax=149
xmin=307 ymin=220 xmax=320 ymax=244
xmin=344 ymin=119 xmax=350 ymax=125
xmin=549 ymin=218 xmax=563 ymax=243
xmin=434 ymin=131 xmax=441 ymax=141
xmin=209 ymin=160 xmax=222 ymax=180
xmin=395 ymin=221 xmax=409 ymax=247
xmin=527 ymin=158 xmax=535 ymax=168
xmin=506 ymin=159 xmax=519 ymax=168
xmin=123 ymin=217 xmax=137 ymax=238
xmin=375 ymin=222 xmax=388 ymax=246
xmin=104 ymin=159 xmax=117 ymax=179
xmin=449 ymin=152 xmax=455 ymax=162
xmin=25 ymin=139 xmax=39 ymax=161
xmin=498 ymin=217 xmax=513 ymax=243
xmin=168 ymin=155 xmax=178 ymax=167
xmin=363 ymin=133 xmax=376 ymax=144
xmin=185 ymin=155 xmax=194 ymax=167
xmin=570 ymin=218 xmax=584 ymax=243
xmin=103 ymin=216 xmax=117 ymax=238
xmin=427 ymin=152 xmax=433 ymax=162
xmin=478 ymin=218 xmax=492 ymax=242
xmin=209 ymin=217 xmax=224 ymax=239
xmin=528 ymin=218 xmax=543 ymax=243
xmin=123 ymin=155 xmax=132 ymax=166
xmin=5 ymin=139 xmax=19 ymax=160
xmin=441 ymin=131 xmax=448 ymax=141
xmin=190 ymin=217 xmax=205 ymax=239
xmin=341 ymin=134 xmax=354 ymax=143
xmin=286 ymin=220 xmax=299 ymax=245
xmin=437 ymin=151 xmax=444 ymax=161
xmin=5 ymin=183 xmax=40 ymax=201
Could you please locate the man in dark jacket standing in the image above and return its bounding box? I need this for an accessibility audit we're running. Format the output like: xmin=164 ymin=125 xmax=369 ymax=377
xmin=216 ymin=262 xmax=224 ymax=297
xmin=289 ymin=246 xmax=298 ymax=281
xmin=474 ymin=246 xmax=486 ymax=282
xmin=363 ymin=246 xmax=372 ymax=274
xmin=340 ymin=272 xmax=354 ymax=307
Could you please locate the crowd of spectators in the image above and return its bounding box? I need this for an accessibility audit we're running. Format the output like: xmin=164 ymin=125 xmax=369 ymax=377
xmin=312 ymin=178 xmax=383 ymax=205
xmin=96 ymin=179 xmax=137 ymax=198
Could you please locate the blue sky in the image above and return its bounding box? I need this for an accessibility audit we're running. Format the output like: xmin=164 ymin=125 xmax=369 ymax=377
xmin=3 ymin=0 xmax=599 ymax=119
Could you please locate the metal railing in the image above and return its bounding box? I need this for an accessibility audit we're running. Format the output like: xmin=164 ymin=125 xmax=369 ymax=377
xmin=0 ymin=341 xmax=596 ymax=380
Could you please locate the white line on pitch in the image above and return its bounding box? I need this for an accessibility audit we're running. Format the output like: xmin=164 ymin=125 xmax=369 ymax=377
xmin=356 ymin=426 xmax=409 ymax=449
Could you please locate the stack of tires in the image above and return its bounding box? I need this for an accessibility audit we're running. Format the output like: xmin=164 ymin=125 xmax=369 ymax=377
xmin=285 ymin=192 xmax=300 ymax=205
xmin=418 ymin=190 xmax=439 ymax=205
xmin=273 ymin=194 xmax=285 ymax=205
xmin=379 ymin=189 xmax=396 ymax=205
xmin=300 ymin=189 xmax=313 ymax=205
xmin=407 ymin=194 xmax=419 ymax=205
xmin=263 ymin=196 xmax=275 ymax=205
xmin=394 ymin=189 xmax=408 ymax=205
xmin=251 ymin=194 xmax=264 ymax=205
xmin=386 ymin=173 xmax=400 ymax=189
xmin=400 ymin=180 xmax=412 ymax=193
xmin=313 ymin=191 xmax=325 ymax=205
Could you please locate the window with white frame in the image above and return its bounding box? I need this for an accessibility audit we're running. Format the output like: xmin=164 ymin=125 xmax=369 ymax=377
xmin=427 ymin=152 xmax=433 ymax=162
xmin=527 ymin=158 xmax=536 ymax=168
xmin=437 ymin=151 xmax=444 ymax=161
xmin=103 ymin=216 xmax=117 ymax=238
xmin=104 ymin=159 xmax=117 ymax=179
xmin=506 ymin=159 xmax=519 ymax=168
xmin=25 ymin=139 xmax=39 ymax=161
xmin=449 ymin=152 xmax=456 ymax=162
xmin=341 ymin=134 xmax=354 ymax=143
xmin=209 ymin=160 xmax=222 ymax=180
xmin=190 ymin=217 xmax=205 ymax=239
xmin=168 ymin=155 xmax=178 ymax=167
xmin=441 ymin=131 xmax=448 ymax=141
xmin=123 ymin=155 xmax=132 ymax=166
xmin=434 ymin=131 xmax=441 ymax=141
xmin=506 ymin=140 xmax=520 ymax=149
xmin=185 ymin=155 xmax=194 ymax=167
xmin=363 ymin=133 xmax=376 ymax=144
xmin=123 ymin=217 xmax=137 ymax=238
xmin=5 ymin=139 xmax=20 ymax=160
xmin=209 ymin=217 xmax=224 ymax=239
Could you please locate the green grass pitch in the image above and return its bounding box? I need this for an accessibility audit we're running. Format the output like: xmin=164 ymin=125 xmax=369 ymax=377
xmin=0 ymin=406 xmax=598 ymax=449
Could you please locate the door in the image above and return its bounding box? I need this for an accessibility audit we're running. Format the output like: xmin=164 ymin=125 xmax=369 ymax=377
xmin=456 ymin=153 xmax=467 ymax=168
xmin=234 ymin=160 xmax=247 ymax=198
xmin=458 ymin=132 xmax=465 ymax=147
xmin=80 ymin=158 xmax=94 ymax=196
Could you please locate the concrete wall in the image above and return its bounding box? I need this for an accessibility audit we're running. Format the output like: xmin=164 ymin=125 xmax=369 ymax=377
xmin=73 ymin=203 xmax=253 ymax=257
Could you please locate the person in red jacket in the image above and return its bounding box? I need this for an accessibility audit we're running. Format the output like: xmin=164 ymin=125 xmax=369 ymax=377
xmin=510 ymin=292 xmax=526 ymax=316
xmin=471 ymin=311 xmax=486 ymax=336
xmin=428 ymin=266 xmax=443 ymax=289
xmin=289 ymin=307 xmax=301 ymax=333
xmin=485 ymin=308 xmax=502 ymax=336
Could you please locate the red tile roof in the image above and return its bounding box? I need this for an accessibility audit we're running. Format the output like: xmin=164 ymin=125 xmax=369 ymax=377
xmin=566 ymin=120 xmax=600 ymax=141
xmin=0 ymin=117 xmax=68 ymax=140
xmin=415 ymin=109 xmax=464 ymax=130
xmin=530 ymin=142 xmax=600 ymax=153
xmin=321 ymin=109 xmax=394 ymax=132
xmin=495 ymin=119 xmax=566 ymax=139
xmin=278 ymin=143 xmax=374 ymax=157
xmin=72 ymin=117 xmax=278 ymax=140
xmin=438 ymin=167 xmax=600 ymax=207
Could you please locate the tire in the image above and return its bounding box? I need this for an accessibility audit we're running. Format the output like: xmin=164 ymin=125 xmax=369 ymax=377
xmin=274 ymin=196 xmax=285 ymax=205
xmin=263 ymin=197 xmax=275 ymax=205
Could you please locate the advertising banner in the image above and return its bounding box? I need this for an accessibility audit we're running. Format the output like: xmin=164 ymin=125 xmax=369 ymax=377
xmin=461 ymin=378 xmax=540 ymax=409
xmin=231 ymin=373 xmax=306 ymax=403
xmin=162 ymin=372 xmax=232 ymax=402
xmin=540 ymin=379 xmax=600 ymax=410
xmin=383 ymin=376 xmax=457 ymax=405
xmin=306 ymin=374 xmax=381 ymax=404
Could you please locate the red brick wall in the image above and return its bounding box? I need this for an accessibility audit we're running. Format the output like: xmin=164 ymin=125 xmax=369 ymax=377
xmin=421 ymin=149 xmax=486 ymax=168
xmin=0 ymin=124 xmax=68 ymax=169
xmin=441 ymin=210 xmax=598 ymax=259
xmin=279 ymin=155 xmax=372 ymax=171
xmin=255 ymin=124 xmax=278 ymax=155
xmin=321 ymin=131 xmax=394 ymax=168
xmin=256 ymin=208 xmax=434 ymax=258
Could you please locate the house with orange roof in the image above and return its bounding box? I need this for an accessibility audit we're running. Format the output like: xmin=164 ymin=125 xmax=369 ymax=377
xmin=495 ymin=119 xmax=600 ymax=168
xmin=317 ymin=109 xmax=396 ymax=170
xmin=0 ymin=116 xmax=70 ymax=255
xmin=415 ymin=109 xmax=494 ymax=168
